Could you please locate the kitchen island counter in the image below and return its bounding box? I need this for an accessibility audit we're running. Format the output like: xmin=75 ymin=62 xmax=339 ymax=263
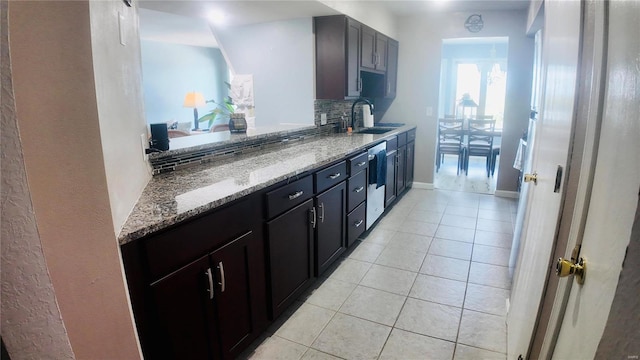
xmin=118 ymin=125 xmax=416 ymax=245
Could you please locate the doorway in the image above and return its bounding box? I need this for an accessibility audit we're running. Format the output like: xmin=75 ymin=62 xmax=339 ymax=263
xmin=435 ymin=37 xmax=508 ymax=194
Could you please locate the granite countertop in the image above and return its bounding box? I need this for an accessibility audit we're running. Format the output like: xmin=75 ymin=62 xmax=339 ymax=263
xmin=118 ymin=125 xmax=416 ymax=245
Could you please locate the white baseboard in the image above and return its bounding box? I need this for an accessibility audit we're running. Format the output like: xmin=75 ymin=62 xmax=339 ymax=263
xmin=495 ymin=190 xmax=520 ymax=199
xmin=411 ymin=182 xmax=434 ymax=190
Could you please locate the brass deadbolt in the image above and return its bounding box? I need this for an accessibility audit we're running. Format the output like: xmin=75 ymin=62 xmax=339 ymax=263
xmin=556 ymin=257 xmax=586 ymax=285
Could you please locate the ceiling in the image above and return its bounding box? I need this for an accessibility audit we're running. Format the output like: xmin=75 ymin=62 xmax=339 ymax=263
xmin=139 ymin=0 xmax=530 ymax=28
xmin=138 ymin=0 xmax=530 ymax=47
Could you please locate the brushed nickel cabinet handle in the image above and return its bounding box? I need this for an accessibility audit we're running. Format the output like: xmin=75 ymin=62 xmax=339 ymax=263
xmin=354 ymin=219 xmax=364 ymax=227
xmin=288 ymin=191 xmax=304 ymax=200
xmin=328 ymin=173 xmax=341 ymax=180
xmin=357 ymin=161 xmax=367 ymax=167
xmin=354 ymin=186 xmax=364 ymax=193
xmin=205 ymin=268 xmax=214 ymax=300
xmin=310 ymin=207 xmax=317 ymax=229
xmin=319 ymin=203 xmax=325 ymax=223
xmin=217 ymin=262 xmax=226 ymax=293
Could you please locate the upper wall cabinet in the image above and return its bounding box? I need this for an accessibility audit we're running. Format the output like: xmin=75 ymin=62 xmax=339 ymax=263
xmin=385 ymin=39 xmax=399 ymax=98
xmin=315 ymin=15 xmax=398 ymax=100
xmin=315 ymin=16 xmax=361 ymax=100
xmin=361 ymin=26 xmax=387 ymax=73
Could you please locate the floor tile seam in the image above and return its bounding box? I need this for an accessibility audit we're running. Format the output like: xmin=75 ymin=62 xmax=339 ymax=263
xmin=470 ymin=260 xmax=509 ymax=269
xmin=405 ymin=293 xmax=464 ymax=309
xmin=411 ymin=272 xmax=467 ymax=286
xmin=367 ymin=260 xmax=422 ymax=278
xmin=432 ymin=236 xmax=479 ymax=246
xmin=466 ymin=279 xmax=511 ymax=291
xmin=283 ymin=300 xmax=344 ymax=353
xmin=426 ymin=251 xmax=472 ymax=262
xmin=390 ymin=323 xmax=459 ymax=346
xmin=302 ymin=347 xmax=348 ymax=360
xmin=453 ymin=241 xmax=475 ymax=348
xmin=452 ymin=342 xmax=508 ymax=356
xmin=386 ymin=269 xmax=420 ymax=331
xmin=461 ymin=304 xmax=508 ymax=318
xmin=469 ymin=258 xmax=510 ymax=267
xmin=472 ymin=240 xmax=513 ymax=250
xmin=355 ymin=282 xmax=413 ymax=298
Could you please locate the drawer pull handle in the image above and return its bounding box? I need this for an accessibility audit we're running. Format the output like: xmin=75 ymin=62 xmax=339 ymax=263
xmin=354 ymin=186 xmax=364 ymax=193
xmin=217 ymin=262 xmax=226 ymax=293
xmin=328 ymin=173 xmax=341 ymax=180
xmin=205 ymin=268 xmax=214 ymax=300
xmin=288 ymin=191 xmax=304 ymax=200
xmin=311 ymin=207 xmax=317 ymax=229
xmin=354 ymin=219 xmax=364 ymax=228
xmin=319 ymin=203 xmax=325 ymax=223
xmin=356 ymin=161 xmax=367 ymax=167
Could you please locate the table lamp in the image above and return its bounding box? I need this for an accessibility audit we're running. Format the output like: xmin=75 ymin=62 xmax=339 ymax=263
xmin=183 ymin=91 xmax=206 ymax=130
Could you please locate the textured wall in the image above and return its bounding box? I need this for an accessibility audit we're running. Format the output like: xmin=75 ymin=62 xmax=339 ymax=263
xmin=8 ymin=1 xmax=141 ymax=358
xmin=0 ymin=2 xmax=75 ymax=358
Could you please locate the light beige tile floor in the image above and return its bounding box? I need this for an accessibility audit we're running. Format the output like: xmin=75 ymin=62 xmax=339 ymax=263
xmin=242 ymin=188 xmax=518 ymax=360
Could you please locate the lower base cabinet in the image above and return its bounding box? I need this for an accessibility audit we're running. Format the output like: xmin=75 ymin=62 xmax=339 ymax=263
xmin=316 ymin=182 xmax=347 ymax=276
xmin=267 ymin=199 xmax=315 ymax=319
xmin=150 ymin=231 xmax=265 ymax=359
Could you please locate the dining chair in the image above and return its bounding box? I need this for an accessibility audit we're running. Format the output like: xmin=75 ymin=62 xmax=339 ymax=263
xmin=436 ymin=118 xmax=465 ymax=175
xmin=465 ymin=119 xmax=496 ymax=177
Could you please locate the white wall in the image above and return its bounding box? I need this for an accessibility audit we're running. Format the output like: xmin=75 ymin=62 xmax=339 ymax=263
xmin=213 ymin=18 xmax=315 ymax=127
xmin=90 ymin=0 xmax=151 ymax=234
xmin=384 ymin=10 xmax=533 ymax=192
xmin=318 ymin=0 xmax=398 ymax=38
xmin=7 ymin=1 xmax=142 ymax=358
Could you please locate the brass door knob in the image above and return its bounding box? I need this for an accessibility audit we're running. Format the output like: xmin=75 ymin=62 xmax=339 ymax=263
xmin=524 ymin=172 xmax=538 ymax=185
xmin=556 ymin=257 xmax=586 ymax=284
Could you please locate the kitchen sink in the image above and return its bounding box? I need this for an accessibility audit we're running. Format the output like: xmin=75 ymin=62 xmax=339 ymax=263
xmin=356 ymin=128 xmax=395 ymax=134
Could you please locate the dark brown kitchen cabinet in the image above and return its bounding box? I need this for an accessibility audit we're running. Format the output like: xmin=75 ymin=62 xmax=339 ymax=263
xmin=150 ymin=231 xmax=263 ymax=360
xmin=406 ymin=140 xmax=415 ymax=187
xmin=315 ymin=16 xmax=361 ymax=100
xmin=361 ymin=26 xmax=387 ymax=72
xmin=315 ymin=182 xmax=347 ymax=276
xmin=122 ymin=195 xmax=268 ymax=360
xmin=266 ymin=198 xmax=315 ymax=319
xmin=385 ymin=39 xmax=399 ymax=98
xmin=385 ymin=149 xmax=398 ymax=207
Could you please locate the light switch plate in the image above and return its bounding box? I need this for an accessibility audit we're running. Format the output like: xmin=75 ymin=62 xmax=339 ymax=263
xmin=320 ymin=113 xmax=327 ymax=125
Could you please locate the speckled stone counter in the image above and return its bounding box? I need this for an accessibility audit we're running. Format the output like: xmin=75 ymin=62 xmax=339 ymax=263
xmin=118 ymin=125 xmax=416 ymax=245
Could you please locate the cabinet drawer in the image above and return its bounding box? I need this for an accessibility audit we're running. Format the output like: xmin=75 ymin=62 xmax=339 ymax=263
xmin=407 ymin=128 xmax=416 ymax=142
xmin=144 ymin=195 xmax=262 ymax=281
xmin=315 ymin=161 xmax=347 ymax=193
xmin=397 ymin=131 xmax=407 ymax=147
xmin=348 ymin=152 xmax=368 ymax=175
xmin=347 ymin=170 xmax=367 ymax=213
xmin=266 ymin=176 xmax=314 ymax=219
xmin=347 ymin=202 xmax=366 ymax=247
xmin=386 ymin=136 xmax=398 ymax=152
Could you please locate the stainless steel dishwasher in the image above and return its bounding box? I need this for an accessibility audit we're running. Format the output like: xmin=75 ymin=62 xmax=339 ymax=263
xmin=366 ymin=142 xmax=387 ymax=229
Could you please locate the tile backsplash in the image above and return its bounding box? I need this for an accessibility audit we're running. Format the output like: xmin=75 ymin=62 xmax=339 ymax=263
xmin=314 ymin=99 xmax=364 ymax=130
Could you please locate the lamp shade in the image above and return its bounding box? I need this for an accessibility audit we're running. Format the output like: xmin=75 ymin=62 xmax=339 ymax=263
xmin=183 ymin=92 xmax=206 ymax=108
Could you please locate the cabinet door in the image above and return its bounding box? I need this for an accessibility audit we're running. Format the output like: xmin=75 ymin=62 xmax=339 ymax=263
xmin=361 ymin=25 xmax=376 ymax=70
xmin=397 ymin=145 xmax=407 ymax=194
xmin=211 ymin=230 xmax=267 ymax=359
xmin=316 ymin=182 xmax=347 ymax=276
xmin=385 ymin=39 xmax=399 ymax=98
xmin=375 ymin=33 xmax=388 ymax=72
xmin=347 ymin=18 xmax=362 ymax=97
xmin=406 ymin=142 xmax=415 ymax=187
xmin=150 ymin=256 xmax=219 ymax=359
xmin=385 ymin=149 xmax=397 ymax=206
xmin=267 ymin=199 xmax=315 ymax=319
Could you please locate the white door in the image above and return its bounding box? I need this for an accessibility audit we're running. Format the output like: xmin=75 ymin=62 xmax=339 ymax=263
xmin=507 ymin=0 xmax=583 ymax=358
xmin=552 ymin=0 xmax=640 ymax=357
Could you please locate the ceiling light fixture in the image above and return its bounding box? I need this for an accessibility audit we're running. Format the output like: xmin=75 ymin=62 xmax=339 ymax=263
xmin=207 ymin=10 xmax=226 ymax=25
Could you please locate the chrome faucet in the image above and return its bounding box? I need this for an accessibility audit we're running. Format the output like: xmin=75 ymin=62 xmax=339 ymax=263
xmin=351 ymin=98 xmax=374 ymax=131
